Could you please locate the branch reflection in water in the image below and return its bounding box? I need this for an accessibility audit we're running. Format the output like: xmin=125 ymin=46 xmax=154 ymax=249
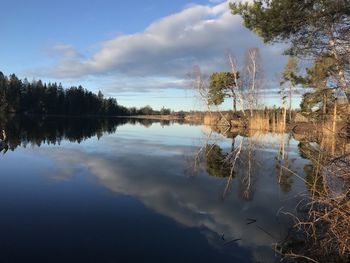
xmin=0 ymin=115 xmax=348 ymax=262
xmin=188 ymin=121 xmax=349 ymax=262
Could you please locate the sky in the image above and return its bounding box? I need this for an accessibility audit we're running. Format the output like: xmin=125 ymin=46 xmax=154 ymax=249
xmin=0 ymin=0 xmax=290 ymax=111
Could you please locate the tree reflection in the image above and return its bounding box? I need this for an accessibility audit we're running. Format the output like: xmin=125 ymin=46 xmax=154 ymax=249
xmin=234 ymin=133 xmax=260 ymax=201
xmin=127 ymin=118 xmax=176 ymax=128
xmin=298 ymin=134 xmax=349 ymax=196
xmin=298 ymin=141 xmax=326 ymax=195
xmin=205 ymin=144 xmax=231 ymax=178
xmin=192 ymin=130 xmax=266 ymax=202
xmin=191 ymin=124 xmax=350 ymax=261
xmin=275 ymin=134 xmax=295 ymax=193
xmin=0 ymin=115 xmax=128 ymax=154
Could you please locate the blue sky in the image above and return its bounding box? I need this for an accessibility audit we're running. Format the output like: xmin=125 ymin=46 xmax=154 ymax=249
xmin=0 ymin=0 xmax=289 ymax=110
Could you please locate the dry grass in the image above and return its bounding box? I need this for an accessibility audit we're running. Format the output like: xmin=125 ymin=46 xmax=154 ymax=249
xmin=248 ymin=113 xmax=270 ymax=131
xmin=283 ymin=181 xmax=350 ymax=262
xmin=305 ymin=189 xmax=350 ymax=260
xmin=203 ymin=114 xmax=221 ymax=125
xmin=247 ymin=112 xmax=287 ymax=133
xmin=278 ymin=130 xmax=350 ymax=263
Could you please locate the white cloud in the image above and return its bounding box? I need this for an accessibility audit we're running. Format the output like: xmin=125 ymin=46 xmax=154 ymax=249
xmin=39 ymin=0 xmax=285 ymax=88
xmin=44 ymin=44 xmax=84 ymax=60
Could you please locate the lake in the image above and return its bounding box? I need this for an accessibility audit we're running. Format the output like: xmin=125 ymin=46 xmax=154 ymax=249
xmin=0 ymin=116 xmax=321 ymax=263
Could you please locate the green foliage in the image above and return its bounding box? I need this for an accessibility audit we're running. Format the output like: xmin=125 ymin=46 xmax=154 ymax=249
xmin=230 ymin=0 xmax=311 ymax=45
xmin=160 ymin=107 xmax=171 ymax=115
xmin=208 ymin=72 xmax=237 ymax=111
xmin=300 ymin=89 xmax=334 ymax=113
xmin=0 ymin=73 xmax=8 ymax=114
xmin=231 ymin=0 xmax=350 ymax=99
xmin=230 ymin=0 xmax=350 ymax=54
xmin=0 ymin=72 xmax=129 ymax=116
xmin=280 ymin=57 xmax=298 ymax=86
xmin=138 ymin=105 xmax=154 ymax=115
xmin=127 ymin=105 xmax=174 ymax=116
xmin=303 ymin=55 xmax=337 ymax=89
xmin=299 ymin=56 xmax=336 ymax=113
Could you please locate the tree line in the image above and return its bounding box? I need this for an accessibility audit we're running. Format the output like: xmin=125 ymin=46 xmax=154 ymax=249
xmin=128 ymin=105 xmax=174 ymax=116
xmin=0 ymin=72 xmax=130 ymax=116
xmin=0 ymin=72 xmax=176 ymax=117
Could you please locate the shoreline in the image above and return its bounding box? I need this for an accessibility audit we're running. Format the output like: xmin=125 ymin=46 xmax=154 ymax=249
xmin=119 ymin=115 xmax=184 ymax=121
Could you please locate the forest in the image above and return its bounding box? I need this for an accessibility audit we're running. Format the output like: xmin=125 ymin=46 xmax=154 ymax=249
xmin=0 ymin=72 xmax=175 ymax=117
xmin=0 ymin=72 xmax=130 ymax=116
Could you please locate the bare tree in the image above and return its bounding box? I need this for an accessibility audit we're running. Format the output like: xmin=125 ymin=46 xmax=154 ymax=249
xmin=228 ymin=53 xmax=246 ymax=117
xmin=191 ymin=65 xmax=212 ymax=112
xmin=279 ymin=76 xmax=288 ymax=132
xmin=281 ymin=56 xmax=299 ymax=122
xmin=244 ymin=48 xmax=262 ymax=117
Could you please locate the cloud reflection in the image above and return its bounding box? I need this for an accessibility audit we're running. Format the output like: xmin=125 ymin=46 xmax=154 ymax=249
xmin=32 ymin=131 xmax=307 ymax=262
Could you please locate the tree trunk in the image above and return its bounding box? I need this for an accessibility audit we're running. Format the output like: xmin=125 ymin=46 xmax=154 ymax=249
xmin=322 ymin=93 xmax=327 ymax=121
xmin=329 ymin=37 xmax=349 ymax=95
xmin=332 ymin=101 xmax=337 ymax=134
xmin=282 ymin=105 xmax=287 ymax=132
xmin=289 ymin=83 xmax=292 ymax=123
xmin=233 ymin=93 xmax=237 ymax=113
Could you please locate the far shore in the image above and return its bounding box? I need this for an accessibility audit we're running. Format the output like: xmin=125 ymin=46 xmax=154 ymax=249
xmin=121 ymin=115 xmax=184 ymax=121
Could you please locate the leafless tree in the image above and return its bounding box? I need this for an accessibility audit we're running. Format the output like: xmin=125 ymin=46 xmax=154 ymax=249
xmin=244 ymin=48 xmax=263 ymax=117
xmin=190 ymin=65 xmax=212 ymax=113
xmin=228 ymin=53 xmax=246 ymax=117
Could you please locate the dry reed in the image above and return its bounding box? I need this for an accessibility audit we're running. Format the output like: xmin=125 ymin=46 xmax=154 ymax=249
xmin=278 ymin=130 xmax=350 ymax=263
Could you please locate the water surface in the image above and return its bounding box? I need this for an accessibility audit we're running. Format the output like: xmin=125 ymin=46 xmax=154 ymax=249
xmin=0 ymin=117 xmax=315 ymax=263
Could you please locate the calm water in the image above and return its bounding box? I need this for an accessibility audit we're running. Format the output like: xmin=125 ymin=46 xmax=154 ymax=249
xmin=0 ymin=117 xmax=313 ymax=263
